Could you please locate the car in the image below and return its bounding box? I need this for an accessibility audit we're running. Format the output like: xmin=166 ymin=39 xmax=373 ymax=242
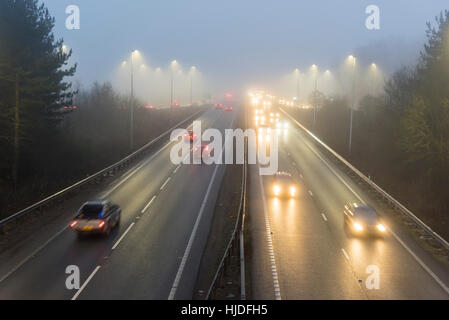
xmin=224 ymin=106 xmax=233 ymax=111
xmin=214 ymin=103 xmax=223 ymax=109
xmin=70 ymin=200 xmax=121 ymax=237
xmin=272 ymin=171 xmax=297 ymax=197
xmin=193 ymin=143 xmax=211 ymax=162
xmin=343 ymin=203 xmax=386 ymax=237
xmin=184 ymin=129 xmax=196 ymax=142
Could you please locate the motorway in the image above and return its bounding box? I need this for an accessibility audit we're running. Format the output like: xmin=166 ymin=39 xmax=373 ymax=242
xmin=248 ymin=106 xmax=449 ymax=299
xmin=0 ymin=107 xmax=236 ymax=299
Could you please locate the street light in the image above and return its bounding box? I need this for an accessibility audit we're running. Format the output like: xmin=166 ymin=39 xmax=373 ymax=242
xmin=311 ymin=64 xmax=318 ymax=127
xmin=294 ymin=68 xmax=300 ymax=105
xmin=170 ymin=60 xmax=177 ymax=107
xmin=129 ymin=49 xmax=138 ymax=151
xmin=370 ymin=63 xmax=377 ymax=96
xmin=189 ymin=66 xmax=196 ymax=105
xmin=348 ymin=55 xmax=356 ymax=155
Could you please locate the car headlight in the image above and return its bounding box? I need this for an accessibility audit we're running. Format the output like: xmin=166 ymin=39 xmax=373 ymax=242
xmin=377 ymin=224 xmax=386 ymax=232
xmin=290 ymin=186 xmax=296 ymax=196
xmin=274 ymin=185 xmax=280 ymax=195
xmin=353 ymin=222 xmax=364 ymax=231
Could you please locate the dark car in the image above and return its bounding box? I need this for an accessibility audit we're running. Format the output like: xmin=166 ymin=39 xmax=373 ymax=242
xmin=70 ymin=200 xmax=121 ymax=237
xmin=343 ymin=203 xmax=386 ymax=237
xmin=224 ymin=106 xmax=233 ymax=111
xmin=272 ymin=171 xmax=297 ymax=197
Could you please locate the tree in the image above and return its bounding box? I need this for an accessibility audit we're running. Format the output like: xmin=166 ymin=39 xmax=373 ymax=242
xmin=398 ymin=10 xmax=449 ymax=189
xmin=0 ymin=0 xmax=76 ymax=188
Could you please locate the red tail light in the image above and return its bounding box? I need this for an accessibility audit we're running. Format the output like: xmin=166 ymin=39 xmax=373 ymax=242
xmin=70 ymin=221 xmax=77 ymax=228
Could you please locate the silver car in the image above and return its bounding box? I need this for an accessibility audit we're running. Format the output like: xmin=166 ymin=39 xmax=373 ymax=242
xmin=70 ymin=200 xmax=121 ymax=237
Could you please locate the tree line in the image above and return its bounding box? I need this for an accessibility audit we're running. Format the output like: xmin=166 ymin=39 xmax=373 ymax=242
xmin=290 ymin=10 xmax=449 ymax=238
xmin=0 ymin=1 xmax=204 ymax=218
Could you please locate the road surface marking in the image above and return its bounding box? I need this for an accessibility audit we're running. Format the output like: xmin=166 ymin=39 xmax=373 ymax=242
xmin=0 ymin=225 xmax=68 ymax=284
xmin=168 ymin=157 xmax=220 ymax=300
xmin=308 ymin=190 xmax=313 ymax=197
xmin=168 ymin=118 xmax=235 ymax=300
xmin=299 ymin=173 xmax=303 ymax=179
xmin=101 ymin=141 xmax=173 ymax=198
xmin=160 ymin=177 xmax=171 ymax=190
xmin=111 ymin=222 xmax=135 ymax=250
xmin=341 ymin=248 xmax=350 ymax=260
xmin=0 ymin=118 xmax=204 ymax=286
xmin=71 ymin=266 xmax=101 ymax=300
xmin=388 ymin=229 xmax=449 ymax=294
xmin=285 ymin=111 xmax=449 ymax=296
xmin=173 ymin=164 xmax=181 ymax=174
xmin=321 ymin=213 xmax=328 ymax=222
xmin=259 ymin=172 xmax=282 ymax=300
xmin=141 ymin=195 xmax=157 ymax=213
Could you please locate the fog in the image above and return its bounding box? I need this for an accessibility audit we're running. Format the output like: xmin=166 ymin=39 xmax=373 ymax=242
xmin=112 ymin=52 xmax=209 ymax=107
xmin=43 ymin=0 xmax=448 ymax=103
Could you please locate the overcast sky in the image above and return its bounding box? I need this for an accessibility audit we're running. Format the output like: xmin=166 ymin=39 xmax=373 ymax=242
xmin=43 ymin=0 xmax=448 ymax=99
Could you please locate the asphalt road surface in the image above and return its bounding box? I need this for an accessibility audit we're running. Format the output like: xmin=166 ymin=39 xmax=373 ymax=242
xmin=248 ymin=108 xmax=449 ymax=300
xmin=0 ymin=107 xmax=236 ymax=300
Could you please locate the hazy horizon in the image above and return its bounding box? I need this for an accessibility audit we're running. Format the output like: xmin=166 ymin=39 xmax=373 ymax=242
xmin=44 ymin=0 xmax=448 ymax=103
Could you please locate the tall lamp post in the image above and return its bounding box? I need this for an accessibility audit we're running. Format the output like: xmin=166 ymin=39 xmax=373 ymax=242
xmin=370 ymin=63 xmax=377 ymax=96
xmin=311 ymin=64 xmax=318 ymax=127
xmin=348 ymin=55 xmax=356 ymax=155
xmin=170 ymin=60 xmax=177 ymax=107
xmin=130 ymin=50 xmax=138 ymax=151
xmin=190 ymin=66 xmax=196 ymax=105
xmin=295 ymin=68 xmax=300 ymax=106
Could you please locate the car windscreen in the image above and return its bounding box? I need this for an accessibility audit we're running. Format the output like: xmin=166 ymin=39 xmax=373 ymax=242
xmin=77 ymin=204 xmax=103 ymax=219
xmin=355 ymin=209 xmax=378 ymax=224
xmin=275 ymin=175 xmax=293 ymax=184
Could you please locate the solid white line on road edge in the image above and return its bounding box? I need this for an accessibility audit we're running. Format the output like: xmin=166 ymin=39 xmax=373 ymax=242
xmin=341 ymin=249 xmax=350 ymax=260
xmin=168 ymin=162 xmax=221 ymax=300
xmin=0 ymin=225 xmax=68 ymax=284
xmin=168 ymin=117 xmax=236 ymax=300
xmin=173 ymin=164 xmax=181 ymax=174
xmin=160 ymin=177 xmax=171 ymax=190
xmin=389 ymin=229 xmax=449 ymax=295
xmin=321 ymin=213 xmax=328 ymax=222
xmin=308 ymin=190 xmax=313 ymax=197
xmin=141 ymin=195 xmax=157 ymax=214
xmin=292 ymin=120 xmax=449 ymax=295
xmin=258 ymin=172 xmax=282 ymax=300
xmin=0 ymin=116 xmax=205 ymax=287
xmin=101 ymin=141 xmax=173 ymax=198
xmin=71 ymin=266 xmax=101 ymax=300
xmin=111 ymin=222 xmax=135 ymax=250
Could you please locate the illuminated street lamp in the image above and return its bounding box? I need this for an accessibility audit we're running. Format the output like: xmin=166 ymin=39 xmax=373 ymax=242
xmin=370 ymin=63 xmax=377 ymax=96
xmin=170 ymin=60 xmax=177 ymax=107
xmin=189 ymin=66 xmax=196 ymax=105
xmin=130 ymin=49 xmax=138 ymax=151
xmin=348 ymin=55 xmax=356 ymax=155
xmin=294 ymin=68 xmax=300 ymax=105
xmin=311 ymin=64 xmax=318 ymax=127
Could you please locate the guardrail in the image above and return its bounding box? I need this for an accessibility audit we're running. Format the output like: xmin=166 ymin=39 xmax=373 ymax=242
xmin=281 ymin=107 xmax=449 ymax=252
xmin=0 ymin=108 xmax=207 ymax=229
xmin=206 ymin=117 xmax=248 ymax=300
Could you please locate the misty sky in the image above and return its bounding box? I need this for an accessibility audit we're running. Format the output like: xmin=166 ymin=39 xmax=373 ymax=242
xmin=44 ymin=0 xmax=448 ymax=99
